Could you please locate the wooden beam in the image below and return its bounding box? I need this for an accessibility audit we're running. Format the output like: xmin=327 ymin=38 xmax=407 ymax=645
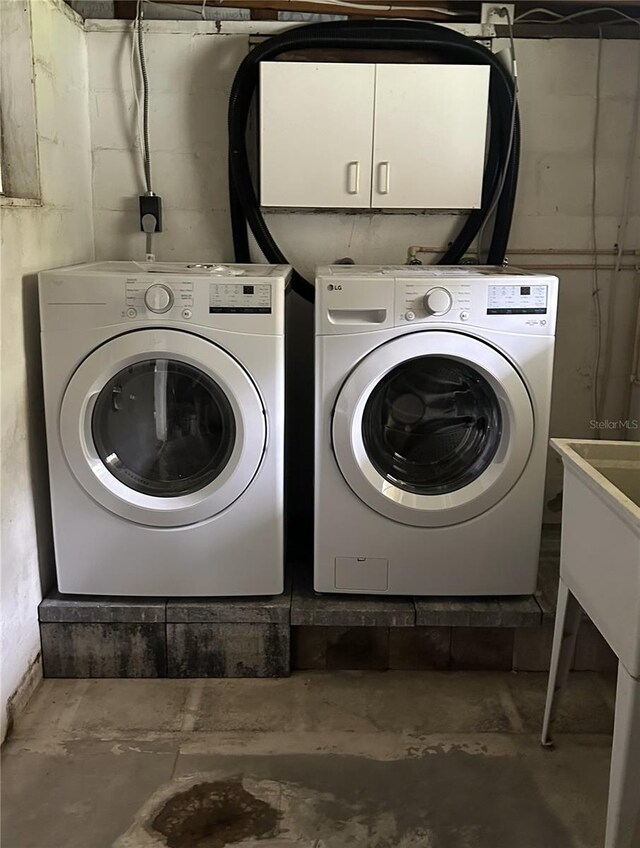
xmin=250 ymin=8 xmax=279 ymax=18
xmin=154 ymin=0 xmax=479 ymax=20
xmin=114 ymin=0 xmax=136 ymax=18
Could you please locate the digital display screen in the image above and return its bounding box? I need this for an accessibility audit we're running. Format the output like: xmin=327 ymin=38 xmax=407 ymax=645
xmin=209 ymin=283 xmax=271 ymax=314
xmin=487 ymin=284 xmax=548 ymax=315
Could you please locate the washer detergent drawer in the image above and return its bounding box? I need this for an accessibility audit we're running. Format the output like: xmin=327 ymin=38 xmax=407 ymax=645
xmin=335 ymin=557 xmax=389 ymax=591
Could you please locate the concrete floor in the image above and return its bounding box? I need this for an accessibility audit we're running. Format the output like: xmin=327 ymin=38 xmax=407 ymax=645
xmin=2 ymin=670 xmax=616 ymax=848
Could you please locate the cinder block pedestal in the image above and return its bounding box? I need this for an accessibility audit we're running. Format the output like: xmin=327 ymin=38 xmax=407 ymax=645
xmin=39 ymin=589 xmax=292 ymax=679
xmin=167 ymin=593 xmax=291 ymax=678
xmin=39 ymin=593 xmax=167 ymax=678
xmin=38 ymin=527 xmax=615 ymax=678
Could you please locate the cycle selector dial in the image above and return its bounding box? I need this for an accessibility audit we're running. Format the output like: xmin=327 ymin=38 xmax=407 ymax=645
xmin=144 ymin=284 xmax=173 ymax=314
xmin=423 ymin=286 xmax=453 ymax=316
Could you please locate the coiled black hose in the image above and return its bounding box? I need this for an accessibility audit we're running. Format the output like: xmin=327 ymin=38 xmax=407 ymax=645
xmin=228 ymin=20 xmax=519 ymax=302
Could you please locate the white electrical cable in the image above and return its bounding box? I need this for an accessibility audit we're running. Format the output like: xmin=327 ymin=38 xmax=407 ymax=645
xmin=515 ymin=7 xmax=640 ymax=26
xmin=132 ymin=0 xmax=156 ymax=259
xmin=476 ymin=5 xmax=518 ymax=264
xmin=591 ymin=28 xmax=604 ymax=426
xmin=130 ymin=0 xmax=145 ymax=186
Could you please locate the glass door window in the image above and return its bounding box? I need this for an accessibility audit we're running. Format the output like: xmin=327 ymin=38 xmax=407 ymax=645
xmin=362 ymin=356 xmax=502 ymax=495
xmin=331 ymin=330 xmax=534 ymax=527
xmin=92 ymin=359 xmax=235 ymax=497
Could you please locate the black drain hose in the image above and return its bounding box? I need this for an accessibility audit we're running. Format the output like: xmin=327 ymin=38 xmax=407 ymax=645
xmin=228 ymin=20 xmax=519 ymax=302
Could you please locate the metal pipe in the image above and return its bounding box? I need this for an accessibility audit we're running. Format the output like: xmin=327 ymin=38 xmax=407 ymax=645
xmin=516 ymin=263 xmax=639 ymax=271
xmin=407 ymin=244 xmax=640 ymax=260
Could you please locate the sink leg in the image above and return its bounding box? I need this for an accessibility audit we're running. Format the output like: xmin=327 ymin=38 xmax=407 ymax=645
xmin=605 ymin=663 xmax=640 ymax=848
xmin=541 ymin=578 xmax=582 ymax=747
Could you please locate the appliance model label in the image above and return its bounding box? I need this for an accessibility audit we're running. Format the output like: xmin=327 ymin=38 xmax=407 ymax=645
xmin=487 ymin=284 xmax=548 ymax=315
xmin=209 ymin=283 xmax=271 ymax=314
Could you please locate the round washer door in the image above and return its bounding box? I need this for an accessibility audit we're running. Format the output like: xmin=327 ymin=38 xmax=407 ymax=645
xmin=332 ymin=331 xmax=534 ymax=527
xmin=60 ymin=329 xmax=266 ymax=527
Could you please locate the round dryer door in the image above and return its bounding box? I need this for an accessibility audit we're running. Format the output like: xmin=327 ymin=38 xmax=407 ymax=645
xmin=60 ymin=329 xmax=266 ymax=527
xmin=332 ymin=331 xmax=534 ymax=527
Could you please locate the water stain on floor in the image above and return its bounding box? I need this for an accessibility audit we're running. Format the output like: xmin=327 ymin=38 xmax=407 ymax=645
xmin=150 ymin=779 xmax=280 ymax=848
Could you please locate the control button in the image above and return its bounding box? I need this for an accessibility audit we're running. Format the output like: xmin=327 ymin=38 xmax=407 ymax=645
xmin=144 ymin=284 xmax=173 ymax=314
xmin=424 ymin=286 xmax=453 ymax=316
xmin=404 ymin=310 xmax=416 ymax=321
xmin=126 ymin=307 xmax=137 ymax=319
xmin=460 ymin=310 xmax=470 ymax=321
xmin=182 ymin=308 xmax=193 ymax=319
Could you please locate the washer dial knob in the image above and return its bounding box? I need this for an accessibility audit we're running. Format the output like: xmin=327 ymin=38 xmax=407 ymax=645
xmin=144 ymin=284 xmax=173 ymax=314
xmin=423 ymin=286 xmax=453 ymax=316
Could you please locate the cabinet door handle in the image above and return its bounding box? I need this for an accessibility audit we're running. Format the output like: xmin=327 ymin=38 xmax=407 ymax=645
xmin=377 ymin=161 xmax=390 ymax=195
xmin=347 ymin=161 xmax=360 ymax=194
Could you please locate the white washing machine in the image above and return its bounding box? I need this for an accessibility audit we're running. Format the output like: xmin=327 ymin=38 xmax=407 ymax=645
xmin=315 ymin=265 xmax=559 ymax=595
xmin=39 ymin=261 xmax=291 ymax=596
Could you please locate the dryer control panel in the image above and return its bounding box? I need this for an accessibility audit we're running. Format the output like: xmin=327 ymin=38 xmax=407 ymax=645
xmin=38 ymin=262 xmax=291 ymax=336
xmin=209 ymin=283 xmax=272 ymax=314
xmin=126 ymin=280 xmax=194 ymax=318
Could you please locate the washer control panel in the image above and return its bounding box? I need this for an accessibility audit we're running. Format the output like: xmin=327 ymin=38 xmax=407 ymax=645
xmin=209 ymin=283 xmax=272 ymax=314
xmin=315 ymin=266 xmax=558 ymax=336
xmin=400 ymin=280 xmax=472 ymax=323
xmin=126 ymin=279 xmax=193 ymax=317
xmin=487 ymin=284 xmax=548 ymax=314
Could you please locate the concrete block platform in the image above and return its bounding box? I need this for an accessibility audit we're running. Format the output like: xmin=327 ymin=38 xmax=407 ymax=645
xmin=38 ymin=526 xmax=616 ymax=678
xmin=39 ymin=596 xmax=167 ymax=678
xmin=166 ymin=592 xmax=291 ymax=679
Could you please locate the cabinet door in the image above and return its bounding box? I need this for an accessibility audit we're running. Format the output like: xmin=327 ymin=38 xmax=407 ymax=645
xmin=260 ymin=62 xmax=375 ymax=208
xmin=372 ymin=64 xmax=490 ymax=210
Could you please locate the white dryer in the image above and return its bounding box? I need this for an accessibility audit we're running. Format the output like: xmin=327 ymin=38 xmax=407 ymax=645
xmin=39 ymin=261 xmax=290 ymax=596
xmin=314 ymin=266 xmax=559 ymax=595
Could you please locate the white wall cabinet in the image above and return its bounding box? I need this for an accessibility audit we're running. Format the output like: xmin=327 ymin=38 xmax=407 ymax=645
xmin=259 ymin=62 xmax=376 ymax=209
xmin=260 ymin=62 xmax=490 ymax=210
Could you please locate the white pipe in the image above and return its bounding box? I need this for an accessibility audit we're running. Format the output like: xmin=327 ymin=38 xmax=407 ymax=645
xmin=516 ymin=263 xmax=639 ymax=271
xmin=407 ymin=244 xmax=640 ymax=259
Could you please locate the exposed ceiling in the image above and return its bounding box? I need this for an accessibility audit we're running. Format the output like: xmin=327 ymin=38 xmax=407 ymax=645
xmin=66 ymin=0 xmax=640 ymax=37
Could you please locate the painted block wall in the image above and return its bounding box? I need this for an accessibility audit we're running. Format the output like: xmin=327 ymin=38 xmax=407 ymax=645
xmin=2 ymin=17 xmax=638 ymax=739
xmin=85 ymin=21 xmax=640 ymax=524
xmin=0 ymin=0 xmax=94 ymax=740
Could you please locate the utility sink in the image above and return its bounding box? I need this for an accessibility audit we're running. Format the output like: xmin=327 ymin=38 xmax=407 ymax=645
xmin=551 ymin=438 xmax=640 ymax=676
xmin=545 ymin=440 xmax=640 ymax=847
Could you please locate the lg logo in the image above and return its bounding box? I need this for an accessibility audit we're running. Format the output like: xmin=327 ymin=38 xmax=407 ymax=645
xmin=327 ymin=284 xmax=343 ymax=291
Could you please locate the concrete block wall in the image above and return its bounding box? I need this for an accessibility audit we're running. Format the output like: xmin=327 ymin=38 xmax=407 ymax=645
xmin=84 ymin=21 xmax=640 ymax=526
xmin=0 ymin=0 xmax=95 ymax=741
xmin=2 ymin=12 xmax=637 ymax=737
